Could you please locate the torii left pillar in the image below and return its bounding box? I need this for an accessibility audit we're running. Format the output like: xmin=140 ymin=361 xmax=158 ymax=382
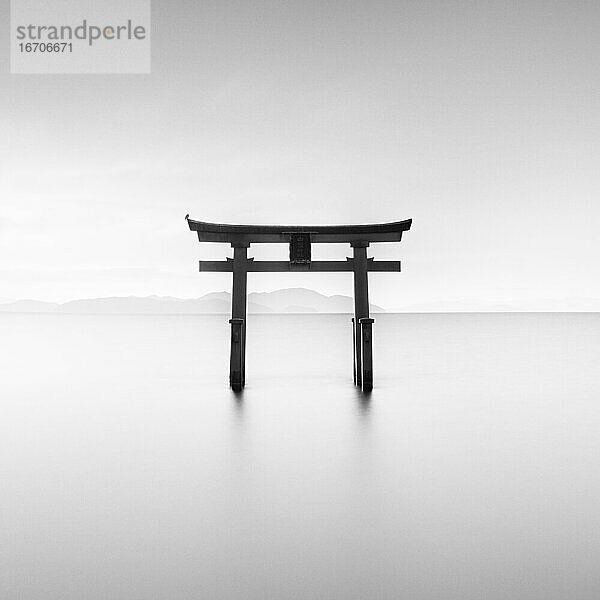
xmin=229 ymin=243 xmax=248 ymax=391
xmin=352 ymin=242 xmax=373 ymax=391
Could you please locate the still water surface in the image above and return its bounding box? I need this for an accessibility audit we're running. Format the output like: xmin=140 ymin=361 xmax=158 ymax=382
xmin=1 ymin=313 xmax=599 ymax=599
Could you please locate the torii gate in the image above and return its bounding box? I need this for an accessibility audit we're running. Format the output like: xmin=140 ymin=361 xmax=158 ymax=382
xmin=186 ymin=216 xmax=412 ymax=391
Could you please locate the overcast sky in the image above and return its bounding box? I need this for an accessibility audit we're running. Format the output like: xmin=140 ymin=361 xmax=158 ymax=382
xmin=1 ymin=0 xmax=599 ymax=309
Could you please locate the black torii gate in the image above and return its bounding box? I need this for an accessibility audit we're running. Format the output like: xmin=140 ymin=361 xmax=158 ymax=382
xmin=186 ymin=216 xmax=412 ymax=391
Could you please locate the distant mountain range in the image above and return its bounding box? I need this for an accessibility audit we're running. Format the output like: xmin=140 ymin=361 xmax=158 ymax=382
xmin=0 ymin=288 xmax=385 ymax=314
xmin=1 ymin=290 xmax=599 ymax=314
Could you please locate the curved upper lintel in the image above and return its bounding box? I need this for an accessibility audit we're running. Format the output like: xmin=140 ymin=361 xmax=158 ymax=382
xmin=185 ymin=216 xmax=412 ymax=244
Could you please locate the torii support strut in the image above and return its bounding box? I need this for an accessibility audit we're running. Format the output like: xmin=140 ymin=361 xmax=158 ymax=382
xmin=186 ymin=217 xmax=412 ymax=391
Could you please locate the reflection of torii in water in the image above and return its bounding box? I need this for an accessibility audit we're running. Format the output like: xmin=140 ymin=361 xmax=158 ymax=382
xmin=186 ymin=216 xmax=412 ymax=392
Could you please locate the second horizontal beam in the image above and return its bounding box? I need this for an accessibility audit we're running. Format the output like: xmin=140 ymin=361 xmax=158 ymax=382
xmin=199 ymin=259 xmax=401 ymax=272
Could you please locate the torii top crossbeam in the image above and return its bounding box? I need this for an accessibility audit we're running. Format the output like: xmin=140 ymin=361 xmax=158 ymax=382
xmin=186 ymin=216 xmax=412 ymax=391
xmin=186 ymin=217 xmax=412 ymax=244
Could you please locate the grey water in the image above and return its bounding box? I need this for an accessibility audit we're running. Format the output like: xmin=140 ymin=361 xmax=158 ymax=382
xmin=1 ymin=313 xmax=599 ymax=599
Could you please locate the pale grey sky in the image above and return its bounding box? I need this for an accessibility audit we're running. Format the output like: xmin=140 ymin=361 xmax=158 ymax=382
xmin=1 ymin=0 xmax=599 ymax=308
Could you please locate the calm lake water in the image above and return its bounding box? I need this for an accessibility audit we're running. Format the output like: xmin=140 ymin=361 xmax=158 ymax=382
xmin=1 ymin=313 xmax=599 ymax=599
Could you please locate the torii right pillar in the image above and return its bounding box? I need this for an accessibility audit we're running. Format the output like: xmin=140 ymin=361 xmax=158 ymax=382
xmin=352 ymin=242 xmax=373 ymax=391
